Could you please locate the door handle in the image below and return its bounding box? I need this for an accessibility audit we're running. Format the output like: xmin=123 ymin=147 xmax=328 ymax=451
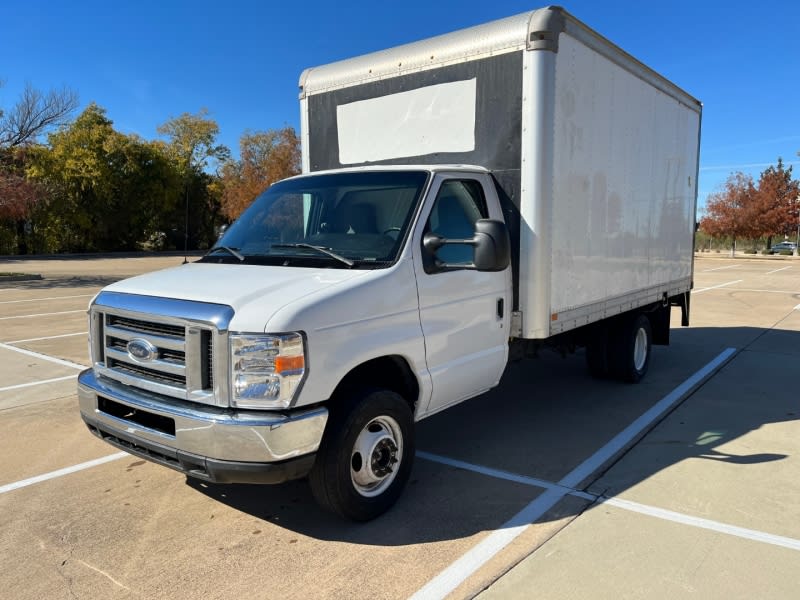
xmin=496 ymin=298 xmax=504 ymax=318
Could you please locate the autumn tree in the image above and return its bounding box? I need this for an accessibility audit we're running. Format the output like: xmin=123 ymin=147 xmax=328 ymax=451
xmin=0 ymin=82 xmax=79 ymax=148
xmin=219 ymin=127 xmax=301 ymax=220
xmin=0 ymin=148 xmax=49 ymax=253
xmin=157 ymin=109 xmax=230 ymax=249
xmin=0 ymin=168 xmax=41 ymax=221
xmin=699 ymin=172 xmax=757 ymax=255
xmin=754 ymin=158 xmax=799 ymax=247
xmin=0 ymin=81 xmax=78 ymax=252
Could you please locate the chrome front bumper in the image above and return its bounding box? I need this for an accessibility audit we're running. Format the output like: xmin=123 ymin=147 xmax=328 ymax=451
xmin=78 ymin=369 xmax=328 ymax=483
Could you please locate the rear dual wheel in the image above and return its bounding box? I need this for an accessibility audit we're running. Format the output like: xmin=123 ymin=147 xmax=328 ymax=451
xmin=611 ymin=313 xmax=652 ymax=382
xmin=586 ymin=313 xmax=652 ymax=383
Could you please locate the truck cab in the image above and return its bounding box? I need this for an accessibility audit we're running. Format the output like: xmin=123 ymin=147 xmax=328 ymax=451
xmin=79 ymin=165 xmax=511 ymax=521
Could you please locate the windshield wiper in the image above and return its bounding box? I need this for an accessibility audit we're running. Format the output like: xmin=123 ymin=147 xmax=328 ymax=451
xmin=271 ymin=243 xmax=354 ymax=267
xmin=205 ymin=245 xmax=245 ymax=261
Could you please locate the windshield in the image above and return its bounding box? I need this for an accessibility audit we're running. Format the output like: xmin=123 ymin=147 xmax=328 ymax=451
xmin=202 ymin=171 xmax=429 ymax=268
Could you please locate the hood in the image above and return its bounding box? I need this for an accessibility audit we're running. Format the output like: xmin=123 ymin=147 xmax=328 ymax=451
xmin=104 ymin=263 xmax=371 ymax=325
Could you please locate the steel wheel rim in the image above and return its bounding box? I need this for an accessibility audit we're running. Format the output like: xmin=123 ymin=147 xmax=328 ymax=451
xmin=633 ymin=327 xmax=648 ymax=371
xmin=350 ymin=415 xmax=404 ymax=498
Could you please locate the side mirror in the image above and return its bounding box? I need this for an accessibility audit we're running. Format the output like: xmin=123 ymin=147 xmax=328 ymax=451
xmin=473 ymin=219 xmax=511 ymax=271
xmin=422 ymin=218 xmax=510 ymax=272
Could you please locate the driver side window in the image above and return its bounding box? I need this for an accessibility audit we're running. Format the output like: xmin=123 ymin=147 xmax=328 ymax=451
xmin=424 ymin=179 xmax=488 ymax=267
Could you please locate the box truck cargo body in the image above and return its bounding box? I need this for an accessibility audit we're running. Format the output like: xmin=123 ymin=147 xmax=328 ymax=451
xmin=300 ymin=7 xmax=701 ymax=340
xmin=78 ymin=7 xmax=701 ymax=520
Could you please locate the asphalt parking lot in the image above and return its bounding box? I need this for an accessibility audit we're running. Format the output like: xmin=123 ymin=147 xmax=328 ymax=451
xmin=1 ymin=254 xmax=799 ymax=599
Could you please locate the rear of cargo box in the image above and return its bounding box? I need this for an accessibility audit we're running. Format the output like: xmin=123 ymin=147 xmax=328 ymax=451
xmin=299 ymin=7 xmax=701 ymax=341
xmin=518 ymin=14 xmax=701 ymax=339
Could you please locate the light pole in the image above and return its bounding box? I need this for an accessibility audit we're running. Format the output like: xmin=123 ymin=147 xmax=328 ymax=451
xmin=183 ymin=182 xmax=189 ymax=264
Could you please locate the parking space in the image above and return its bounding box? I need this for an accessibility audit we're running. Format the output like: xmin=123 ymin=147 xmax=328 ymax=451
xmin=481 ymin=502 xmax=800 ymax=600
xmin=589 ymin=350 xmax=800 ymax=537
xmin=0 ymin=307 xmax=87 ymax=343
xmin=476 ymin=258 xmax=800 ymax=598
xmin=0 ymin=396 xmax=114 ymax=483
xmin=0 ymin=255 xmax=798 ymax=599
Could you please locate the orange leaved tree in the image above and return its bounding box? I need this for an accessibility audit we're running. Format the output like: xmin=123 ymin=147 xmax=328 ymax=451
xmin=699 ymin=172 xmax=758 ymax=256
xmin=219 ymin=127 xmax=301 ymax=221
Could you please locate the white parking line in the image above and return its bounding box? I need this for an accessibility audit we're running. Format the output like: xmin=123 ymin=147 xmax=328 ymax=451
xmin=692 ymin=280 xmax=742 ymax=294
xmin=602 ymin=496 xmax=800 ymax=552
xmin=730 ymin=288 xmax=800 ymax=295
xmin=0 ymin=453 xmax=127 ymax=495
xmin=4 ymin=332 xmax=86 ymax=344
xmin=411 ymin=347 xmax=737 ymax=600
xmin=0 ymin=294 xmax=93 ymax=305
xmin=418 ymin=452 xmax=800 ymax=554
xmin=417 ymin=451 xmax=570 ymax=493
xmin=702 ymin=264 xmax=741 ymax=272
xmin=0 ymin=375 xmax=77 ymax=393
xmin=0 ymin=341 xmax=87 ymax=370
xmin=0 ymin=309 xmax=85 ymax=320
xmin=765 ymin=266 xmax=792 ymax=275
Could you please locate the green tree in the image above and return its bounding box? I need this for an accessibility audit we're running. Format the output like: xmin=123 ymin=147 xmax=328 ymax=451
xmin=156 ymin=108 xmax=230 ymax=173
xmin=27 ymin=103 xmax=181 ymax=252
xmin=157 ymin=109 xmax=230 ymax=250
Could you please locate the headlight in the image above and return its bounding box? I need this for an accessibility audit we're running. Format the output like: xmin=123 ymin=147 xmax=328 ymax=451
xmin=229 ymin=333 xmax=306 ymax=409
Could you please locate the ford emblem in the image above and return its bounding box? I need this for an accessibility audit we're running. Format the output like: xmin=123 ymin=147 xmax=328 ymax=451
xmin=127 ymin=338 xmax=158 ymax=362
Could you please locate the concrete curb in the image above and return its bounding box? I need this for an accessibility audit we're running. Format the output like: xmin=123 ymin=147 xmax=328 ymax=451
xmin=0 ymin=273 xmax=44 ymax=282
xmin=0 ymin=251 xmax=204 ymax=262
xmin=695 ymin=253 xmax=798 ymax=261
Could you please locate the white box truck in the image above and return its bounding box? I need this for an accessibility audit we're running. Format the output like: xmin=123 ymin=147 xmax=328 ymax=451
xmin=78 ymin=6 xmax=701 ymax=520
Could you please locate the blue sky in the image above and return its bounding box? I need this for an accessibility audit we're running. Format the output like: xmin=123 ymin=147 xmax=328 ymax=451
xmin=2 ymin=0 xmax=799 ymax=212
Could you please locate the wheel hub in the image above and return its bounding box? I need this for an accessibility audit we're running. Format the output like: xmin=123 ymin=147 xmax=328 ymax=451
xmin=370 ymin=438 xmax=398 ymax=477
xmin=633 ymin=326 xmax=648 ymax=371
xmin=350 ymin=417 xmax=403 ymax=497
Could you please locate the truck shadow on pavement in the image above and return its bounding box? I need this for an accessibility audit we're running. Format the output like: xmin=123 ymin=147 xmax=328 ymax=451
xmin=186 ymin=325 xmax=798 ymax=544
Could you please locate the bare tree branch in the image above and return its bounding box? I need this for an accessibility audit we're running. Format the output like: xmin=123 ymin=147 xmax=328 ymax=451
xmin=0 ymin=83 xmax=79 ymax=148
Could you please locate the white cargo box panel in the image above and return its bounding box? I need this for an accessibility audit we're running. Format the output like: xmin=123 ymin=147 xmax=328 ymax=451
xmin=299 ymin=6 xmax=701 ymax=340
xmin=541 ymin=28 xmax=700 ymax=338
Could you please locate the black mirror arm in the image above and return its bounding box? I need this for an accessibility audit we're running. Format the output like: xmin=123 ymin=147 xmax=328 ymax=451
xmin=422 ymin=232 xmax=480 ymax=272
xmin=423 ymin=232 xmax=477 ymax=250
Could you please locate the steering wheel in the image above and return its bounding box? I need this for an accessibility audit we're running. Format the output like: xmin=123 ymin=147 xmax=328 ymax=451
xmin=383 ymin=227 xmax=402 ymax=235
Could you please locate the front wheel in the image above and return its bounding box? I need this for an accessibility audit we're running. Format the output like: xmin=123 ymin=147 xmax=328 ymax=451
xmin=309 ymin=388 xmax=414 ymax=521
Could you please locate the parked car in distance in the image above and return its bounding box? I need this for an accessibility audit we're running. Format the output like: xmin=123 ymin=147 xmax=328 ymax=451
xmin=770 ymin=241 xmax=798 ymax=253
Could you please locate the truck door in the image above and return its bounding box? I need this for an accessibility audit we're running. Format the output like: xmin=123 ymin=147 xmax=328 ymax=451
xmin=412 ymin=173 xmax=511 ymax=415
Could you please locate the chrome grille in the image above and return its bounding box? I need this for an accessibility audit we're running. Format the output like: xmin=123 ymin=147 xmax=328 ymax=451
xmin=110 ymin=361 xmax=187 ymax=386
xmin=89 ymin=292 xmax=232 ymax=407
xmin=107 ymin=314 xmax=184 ymax=337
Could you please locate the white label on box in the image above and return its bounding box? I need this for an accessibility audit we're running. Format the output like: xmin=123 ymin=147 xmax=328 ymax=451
xmin=337 ymin=79 xmax=476 ymax=164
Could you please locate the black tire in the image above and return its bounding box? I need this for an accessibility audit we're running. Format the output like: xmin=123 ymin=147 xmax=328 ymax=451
xmin=609 ymin=313 xmax=652 ymax=383
xmin=309 ymin=388 xmax=414 ymax=521
xmin=585 ymin=327 xmax=609 ymax=378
